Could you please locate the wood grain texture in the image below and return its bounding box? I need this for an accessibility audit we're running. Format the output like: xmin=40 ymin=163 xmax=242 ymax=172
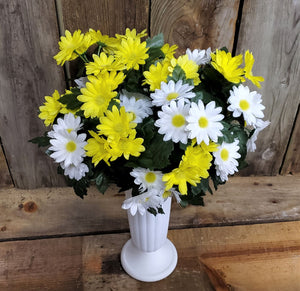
xmin=0 ymin=1 xmax=66 ymax=188
xmin=281 ymin=108 xmax=300 ymax=174
xmin=1 ymin=221 xmax=300 ymax=290
xmin=150 ymin=0 xmax=240 ymax=54
xmin=236 ymin=0 xmax=300 ymax=175
xmin=1 ymin=176 xmax=299 ymax=241
xmin=60 ymin=0 xmax=149 ymax=35
xmin=0 ymin=144 xmax=13 ymax=188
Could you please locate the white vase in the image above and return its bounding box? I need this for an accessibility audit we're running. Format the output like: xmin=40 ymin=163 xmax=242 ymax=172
xmin=121 ymin=194 xmax=178 ymax=282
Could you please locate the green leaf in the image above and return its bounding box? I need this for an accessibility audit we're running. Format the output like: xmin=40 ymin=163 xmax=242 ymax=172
xmin=146 ymin=33 xmax=164 ymax=48
xmin=59 ymin=88 xmax=83 ymax=110
xmin=94 ymin=172 xmax=110 ymax=194
xmin=167 ymin=65 xmax=186 ymax=82
xmin=29 ymin=133 xmax=50 ymax=147
xmin=138 ymin=133 xmax=174 ymax=170
xmin=191 ymin=178 xmax=213 ymax=196
xmin=147 ymin=207 xmax=158 ymax=216
xmin=72 ymin=177 xmax=90 ymax=199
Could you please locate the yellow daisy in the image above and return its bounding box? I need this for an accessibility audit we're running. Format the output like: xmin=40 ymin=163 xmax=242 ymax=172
xmin=143 ymin=61 xmax=170 ymax=91
xmin=97 ymin=106 xmax=136 ymax=141
xmin=39 ymin=90 xmax=63 ymax=126
xmin=115 ymin=37 xmax=149 ymax=70
xmin=244 ymin=50 xmax=264 ymax=88
xmin=161 ymin=43 xmax=178 ymax=60
xmin=78 ymin=76 xmax=117 ymax=118
xmin=170 ymin=55 xmax=200 ymax=85
xmin=54 ymin=30 xmax=91 ymax=66
xmin=84 ymin=131 xmax=111 ymax=166
xmin=211 ymin=49 xmax=245 ymax=84
xmin=115 ymin=28 xmax=147 ymax=40
xmin=109 ymin=132 xmax=145 ymax=160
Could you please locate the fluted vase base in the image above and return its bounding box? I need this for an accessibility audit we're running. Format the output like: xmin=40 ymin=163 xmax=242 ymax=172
xmin=121 ymin=238 xmax=177 ymax=282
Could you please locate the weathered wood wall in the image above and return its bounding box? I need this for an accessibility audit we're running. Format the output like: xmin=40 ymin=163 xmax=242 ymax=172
xmin=0 ymin=0 xmax=299 ymax=189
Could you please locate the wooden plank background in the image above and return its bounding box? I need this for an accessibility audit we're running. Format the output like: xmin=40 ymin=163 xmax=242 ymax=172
xmin=1 ymin=221 xmax=300 ymax=290
xmin=0 ymin=0 xmax=299 ymax=188
xmin=1 ymin=176 xmax=299 ymax=242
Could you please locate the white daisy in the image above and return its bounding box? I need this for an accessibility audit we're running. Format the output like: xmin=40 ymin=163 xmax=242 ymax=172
xmin=154 ymin=99 xmax=190 ymax=144
xmin=150 ymin=80 xmax=195 ymax=107
xmin=247 ymin=119 xmax=270 ymax=152
xmin=130 ymin=168 xmax=165 ymax=192
xmin=49 ymin=130 xmax=87 ymax=168
xmin=213 ymin=139 xmax=241 ymax=182
xmin=228 ymin=84 xmax=265 ymax=127
xmin=186 ymin=100 xmax=224 ymax=145
xmin=74 ymin=77 xmax=88 ymax=88
xmin=122 ymin=189 xmax=165 ymax=216
xmin=48 ymin=113 xmax=83 ymax=138
xmin=186 ymin=47 xmax=211 ymax=65
xmin=61 ymin=162 xmax=89 ymax=180
xmin=120 ymin=92 xmax=153 ymax=123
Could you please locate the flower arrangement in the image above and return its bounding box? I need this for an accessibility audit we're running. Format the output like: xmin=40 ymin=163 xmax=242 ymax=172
xmin=31 ymin=28 xmax=269 ymax=216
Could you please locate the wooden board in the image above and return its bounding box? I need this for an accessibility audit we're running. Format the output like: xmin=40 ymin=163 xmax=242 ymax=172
xmin=0 ymin=1 xmax=66 ymax=188
xmin=0 ymin=143 xmax=13 ymax=188
xmin=236 ymin=0 xmax=300 ymax=176
xmin=281 ymin=108 xmax=300 ymax=174
xmin=1 ymin=176 xmax=300 ymax=241
xmin=59 ymin=0 xmax=149 ymax=35
xmin=0 ymin=221 xmax=299 ymax=290
xmin=150 ymin=0 xmax=240 ymax=54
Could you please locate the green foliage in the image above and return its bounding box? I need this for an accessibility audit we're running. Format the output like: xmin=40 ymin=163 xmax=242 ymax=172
xmin=28 ymin=132 xmax=50 ymax=147
xmin=59 ymin=87 xmax=82 ymax=110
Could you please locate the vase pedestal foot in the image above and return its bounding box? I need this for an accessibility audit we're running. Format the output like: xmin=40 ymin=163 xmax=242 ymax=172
xmin=121 ymin=238 xmax=178 ymax=282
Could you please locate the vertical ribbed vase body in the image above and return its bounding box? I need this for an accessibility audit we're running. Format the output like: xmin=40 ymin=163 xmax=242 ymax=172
xmin=127 ymin=197 xmax=172 ymax=253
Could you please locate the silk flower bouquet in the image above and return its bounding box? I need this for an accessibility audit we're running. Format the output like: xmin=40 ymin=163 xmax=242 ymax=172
xmin=31 ymin=28 xmax=269 ymax=216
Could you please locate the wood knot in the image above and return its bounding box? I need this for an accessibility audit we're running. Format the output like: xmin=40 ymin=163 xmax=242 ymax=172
xmin=23 ymin=201 xmax=38 ymax=213
xmin=1 ymin=226 xmax=7 ymax=231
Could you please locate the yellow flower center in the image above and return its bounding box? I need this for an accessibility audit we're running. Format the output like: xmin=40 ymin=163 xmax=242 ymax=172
xmin=167 ymin=92 xmax=179 ymax=101
xmin=172 ymin=114 xmax=185 ymax=127
xmin=67 ymin=128 xmax=73 ymax=133
xmin=220 ymin=148 xmax=229 ymax=161
xmin=145 ymin=172 xmax=156 ymax=183
xmin=66 ymin=141 xmax=77 ymax=152
xmin=114 ymin=123 xmax=123 ymax=133
xmin=239 ymin=99 xmax=250 ymax=111
xmin=198 ymin=116 xmax=209 ymax=128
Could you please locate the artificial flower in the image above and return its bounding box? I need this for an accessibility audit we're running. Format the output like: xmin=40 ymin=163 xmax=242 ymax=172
xmin=97 ymin=106 xmax=136 ymax=141
xmin=161 ymin=43 xmax=178 ymax=60
xmin=154 ymin=99 xmax=190 ymax=144
xmin=170 ymin=55 xmax=200 ymax=85
xmin=120 ymin=92 xmax=153 ymax=123
xmin=143 ymin=61 xmax=170 ymax=91
xmin=210 ymin=49 xmax=245 ymax=83
xmin=74 ymin=77 xmax=88 ymax=88
xmin=54 ymin=30 xmax=91 ymax=66
xmin=186 ymin=100 xmax=224 ymax=145
xmin=109 ymin=132 xmax=145 ymax=160
xmin=61 ymin=162 xmax=89 ymax=181
xmin=247 ymin=119 xmax=270 ymax=152
xmin=48 ymin=113 xmax=83 ymax=138
xmin=186 ymin=47 xmax=211 ymax=65
xmin=78 ymin=75 xmax=117 ymax=118
xmin=213 ymin=139 xmax=241 ymax=182
xmin=228 ymin=84 xmax=265 ymax=127
xmin=38 ymin=90 xmax=63 ymax=126
xmin=244 ymin=50 xmax=264 ymax=88
xmin=84 ymin=131 xmax=112 ymax=166
xmin=130 ymin=168 xmax=165 ymax=192
xmin=115 ymin=37 xmax=149 ymax=70
xmin=49 ymin=130 xmax=87 ymax=168
xmin=150 ymin=80 xmax=195 ymax=107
